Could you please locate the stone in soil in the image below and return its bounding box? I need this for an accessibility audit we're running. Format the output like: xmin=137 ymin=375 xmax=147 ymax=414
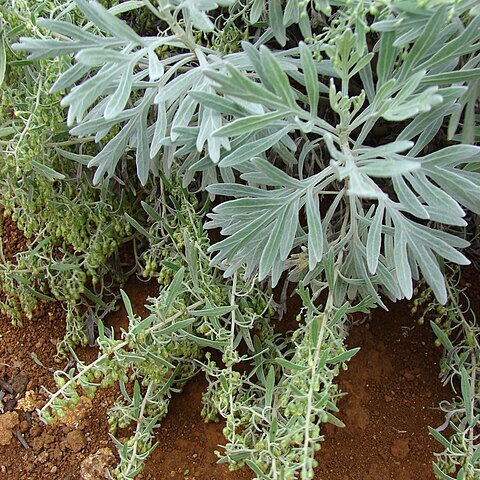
xmin=11 ymin=374 xmax=29 ymax=394
xmin=80 ymin=447 xmax=116 ymax=480
xmin=17 ymin=389 xmax=41 ymax=411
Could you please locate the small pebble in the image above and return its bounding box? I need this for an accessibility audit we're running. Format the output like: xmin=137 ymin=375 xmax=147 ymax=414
xmin=36 ymin=451 xmax=49 ymax=464
xmin=19 ymin=420 xmax=29 ymax=433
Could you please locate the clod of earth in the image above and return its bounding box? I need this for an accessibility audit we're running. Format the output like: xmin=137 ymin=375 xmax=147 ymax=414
xmin=0 ymin=411 xmax=19 ymax=446
xmin=391 ymin=437 xmax=411 ymax=459
xmin=60 ymin=395 xmax=93 ymax=429
xmin=66 ymin=430 xmax=87 ymax=452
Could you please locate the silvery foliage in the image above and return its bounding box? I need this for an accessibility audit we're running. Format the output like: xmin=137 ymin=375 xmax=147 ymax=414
xmin=10 ymin=2 xmax=480 ymax=479
xmin=13 ymin=0 xmax=480 ymax=308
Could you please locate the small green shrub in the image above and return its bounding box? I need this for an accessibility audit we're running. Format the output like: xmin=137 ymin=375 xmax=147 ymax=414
xmin=413 ymin=269 xmax=480 ymax=480
xmin=0 ymin=1 xmax=140 ymax=349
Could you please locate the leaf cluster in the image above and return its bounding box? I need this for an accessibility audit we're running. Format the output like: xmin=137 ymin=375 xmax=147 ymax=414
xmin=12 ymin=0 xmax=480 ymax=306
